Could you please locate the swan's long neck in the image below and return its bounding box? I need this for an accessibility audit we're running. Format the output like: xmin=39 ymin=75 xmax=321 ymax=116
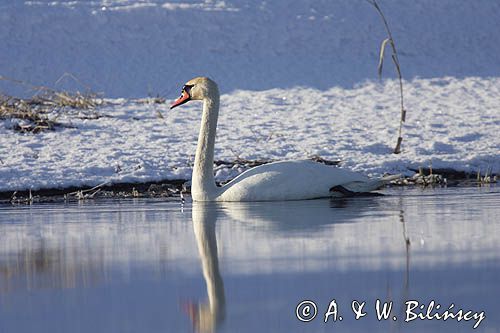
xmin=192 ymin=89 xmax=220 ymax=199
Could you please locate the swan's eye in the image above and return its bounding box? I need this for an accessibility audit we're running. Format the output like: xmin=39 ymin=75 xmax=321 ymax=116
xmin=183 ymin=84 xmax=194 ymax=94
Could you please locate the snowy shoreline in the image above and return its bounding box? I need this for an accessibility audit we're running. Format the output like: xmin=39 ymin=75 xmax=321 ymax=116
xmin=1 ymin=77 xmax=498 ymax=194
xmin=0 ymin=167 xmax=493 ymax=204
xmin=1 ymin=1 xmax=499 ymax=193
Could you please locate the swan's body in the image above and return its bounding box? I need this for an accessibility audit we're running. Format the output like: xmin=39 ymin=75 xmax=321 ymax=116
xmin=211 ymin=160 xmax=384 ymax=201
xmin=171 ymin=77 xmax=396 ymax=202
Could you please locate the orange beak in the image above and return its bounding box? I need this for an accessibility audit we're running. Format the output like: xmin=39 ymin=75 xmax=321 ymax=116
xmin=170 ymin=88 xmax=191 ymax=109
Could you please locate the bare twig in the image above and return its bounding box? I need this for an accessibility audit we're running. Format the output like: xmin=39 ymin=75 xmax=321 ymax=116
xmin=66 ymin=181 xmax=109 ymax=200
xmin=366 ymin=0 xmax=406 ymax=154
xmin=213 ymin=155 xmax=340 ymax=169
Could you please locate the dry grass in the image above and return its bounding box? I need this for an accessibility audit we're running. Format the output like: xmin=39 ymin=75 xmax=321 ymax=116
xmin=477 ymin=167 xmax=497 ymax=184
xmin=0 ymin=75 xmax=103 ymax=133
xmin=1 ymin=95 xmax=54 ymax=133
xmin=213 ymin=155 xmax=340 ymax=169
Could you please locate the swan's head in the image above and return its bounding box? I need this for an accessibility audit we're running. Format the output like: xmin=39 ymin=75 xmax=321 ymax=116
xmin=170 ymin=77 xmax=219 ymax=109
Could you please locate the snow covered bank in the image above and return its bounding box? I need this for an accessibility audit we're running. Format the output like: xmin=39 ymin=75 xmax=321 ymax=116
xmin=1 ymin=1 xmax=499 ymax=192
xmin=1 ymin=77 xmax=498 ymax=192
xmin=1 ymin=1 xmax=500 ymax=96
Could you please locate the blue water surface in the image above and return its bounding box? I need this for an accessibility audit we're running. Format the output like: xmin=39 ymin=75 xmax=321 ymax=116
xmin=0 ymin=185 xmax=498 ymax=333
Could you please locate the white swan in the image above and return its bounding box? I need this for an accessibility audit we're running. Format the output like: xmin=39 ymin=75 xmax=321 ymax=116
xmin=170 ymin=77 xmax=397 ymax=202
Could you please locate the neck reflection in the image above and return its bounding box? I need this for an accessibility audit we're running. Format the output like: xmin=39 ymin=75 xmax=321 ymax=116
xmin=186 ymin=203 xmax=226 ymax=333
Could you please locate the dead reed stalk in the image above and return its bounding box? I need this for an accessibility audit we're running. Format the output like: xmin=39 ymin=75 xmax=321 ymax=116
xmin=366 ymin=0 xmax=407 ymax=154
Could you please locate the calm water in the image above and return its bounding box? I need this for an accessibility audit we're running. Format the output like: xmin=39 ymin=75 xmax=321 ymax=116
xmin=0 ymin=186 xmax=499 ymax=333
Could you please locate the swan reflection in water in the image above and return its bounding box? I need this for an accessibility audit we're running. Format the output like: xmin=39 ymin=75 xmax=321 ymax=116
xmin=220 ymin=196 xmax=383 ymax=233
xmin=184 ymin=196 xmax=396 ymax=333
xmin=0 ymin=196 xmax=414 ymax=332
xmin=185 ymin=203 xmax=226 ymax=333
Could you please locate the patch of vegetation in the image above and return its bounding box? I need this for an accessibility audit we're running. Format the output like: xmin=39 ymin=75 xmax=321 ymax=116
xmin=2 ymin=180 xmax=186 ymax=205
xmin=213 ymin=155 xmax=340 ymax=169
xmin=393 ymin=167 xmax=498 ymax=186
xmin=0 ymin=75 xmax=103 ymax=133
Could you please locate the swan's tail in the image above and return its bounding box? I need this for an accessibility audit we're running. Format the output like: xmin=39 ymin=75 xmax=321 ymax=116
xmin=331 ymin=174 xmax=400 ymax=196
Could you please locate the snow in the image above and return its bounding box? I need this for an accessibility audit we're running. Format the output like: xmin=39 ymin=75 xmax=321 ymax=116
xmin=2 ymin=0 xmax=500 ymax=96
xmin=1 ymin=77 xmax=498 ymax=191
xmin=1 ymin=1 xmax=499 ymax=191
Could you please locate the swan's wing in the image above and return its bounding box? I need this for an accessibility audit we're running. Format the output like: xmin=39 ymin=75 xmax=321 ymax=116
xmin=218 ymin=160 xmax=372 ymax=201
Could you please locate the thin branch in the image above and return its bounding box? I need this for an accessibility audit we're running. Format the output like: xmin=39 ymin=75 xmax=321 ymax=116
xmin=366 ymin=0 xmax=406 ymax=154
